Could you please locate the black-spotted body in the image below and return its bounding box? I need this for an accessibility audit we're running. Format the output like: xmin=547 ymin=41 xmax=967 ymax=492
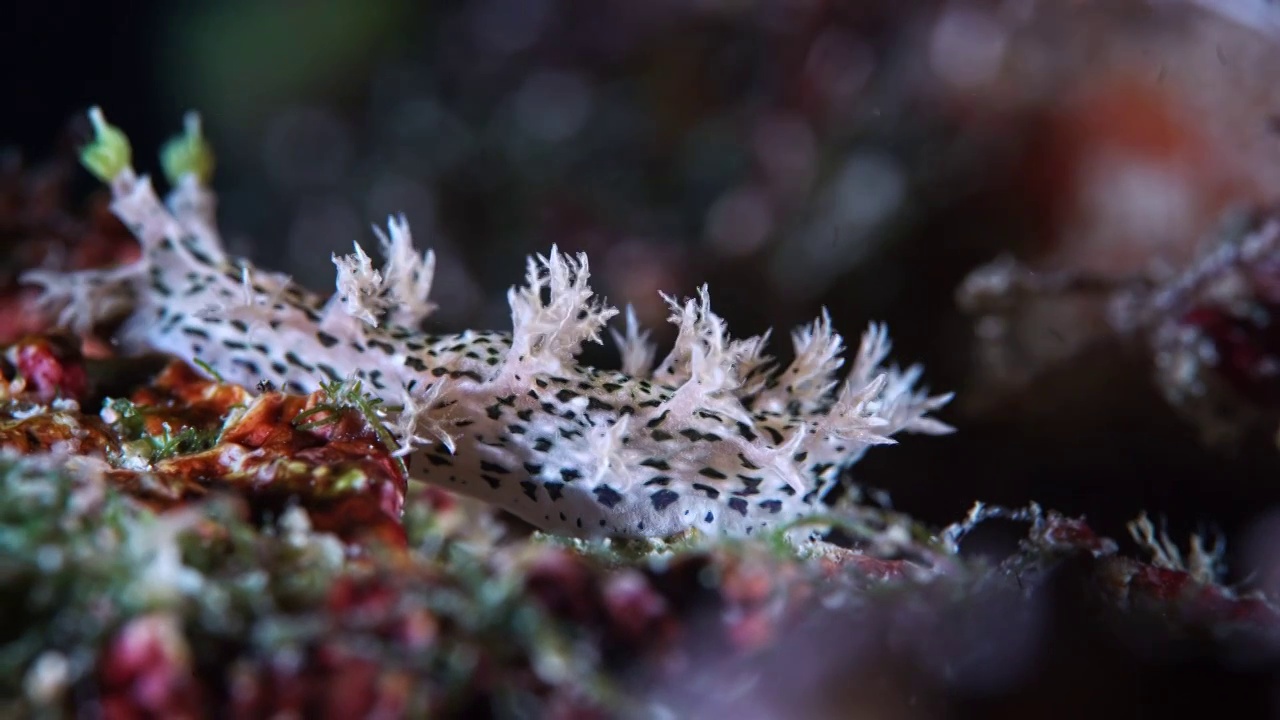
xmin=25 ymin=110 xmax=954 ymax=539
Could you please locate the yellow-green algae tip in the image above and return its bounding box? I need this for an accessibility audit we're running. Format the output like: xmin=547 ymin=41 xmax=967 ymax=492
xmin=160 ymin=111 xmax=215 ymax=185
xmin=80 ymin=107 xmax=133 ymax=183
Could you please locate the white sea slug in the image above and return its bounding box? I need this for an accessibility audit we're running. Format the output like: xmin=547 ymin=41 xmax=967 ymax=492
xmin=24 ymin=109 xmax=954 ymax=539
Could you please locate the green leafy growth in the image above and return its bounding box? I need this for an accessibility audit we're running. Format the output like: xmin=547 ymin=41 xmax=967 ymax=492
xmin=293 ymin=377 xmax=408 ymax=475
xmin=80 ymin=107 xmax=132 ymax=183
xmin=104 ymin=397 xmax=222 ymax=462
xmin=192 ymin=358 xmax=225 ymax=384
xmin=160 ymin=111 xmax=216 ymax=186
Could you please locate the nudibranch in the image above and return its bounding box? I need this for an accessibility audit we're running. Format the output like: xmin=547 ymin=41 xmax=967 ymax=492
xmin=24 ymin=109 xmax=953 ymax=539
